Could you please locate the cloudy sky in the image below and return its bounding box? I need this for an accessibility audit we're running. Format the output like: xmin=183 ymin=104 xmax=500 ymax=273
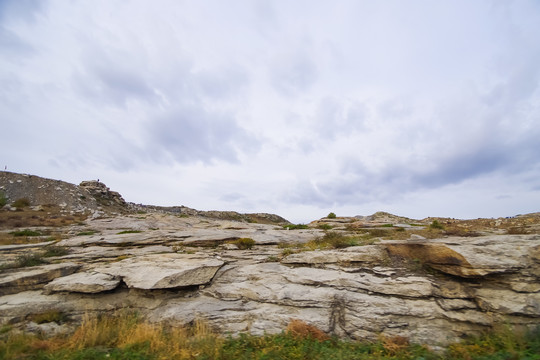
xmin=1 ymin=0 xmax=540 ymax=223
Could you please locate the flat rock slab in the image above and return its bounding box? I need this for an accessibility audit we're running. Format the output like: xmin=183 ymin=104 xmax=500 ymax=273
xmin=44 ymin=271 xmax=121 ymax=294
xmin=0 ymin=263 xmax=80 ymax=295
xmin=96 ymin=254 xmax=224 ymax=290
xmin=281 ymin=246 xmax=387 ymax=265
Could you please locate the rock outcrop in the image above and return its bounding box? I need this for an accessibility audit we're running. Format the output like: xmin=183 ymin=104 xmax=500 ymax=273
xmin=1 ymin=172 xmax=540 ymax=348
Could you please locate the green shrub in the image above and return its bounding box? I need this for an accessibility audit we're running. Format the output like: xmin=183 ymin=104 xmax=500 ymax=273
xmin=12 ymin=198 xmax=30 ymax=209
xmin=13 ymin=253 xmax=46 ymax=268
xmin=429 ymin=220 xmax=444 ymax=230
xmin=231 ymin=237 xmax=256 ymax=250
xmin=327 ymin=212 xmax=337 ymax=219
xmin=43 ymin=245 xmax=70 ymax=257
xmin=318 ymin=224 xmax=333 ymax=230
xmin=9 ymin=229 xmax=42 ymax=237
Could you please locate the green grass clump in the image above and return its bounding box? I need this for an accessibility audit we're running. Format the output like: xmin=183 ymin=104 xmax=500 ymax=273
xmin=117 ymin=230 xmax=143 ymax=234
xmin=9 ymin=229 xmax=42 ymax=237
xmin=76 ymin=230 xmax=97 ymax=236
xmin=327 ymin=212 xmax=337 ymax=219
xmin=12 ymin=253 xmax=46 ymax=268
xmin=231 ymin=237 xmax=256 ymax=250
xmin=284 ymin=224 xmax=309 ymax=230
xmin=429 ymin=220 xmax=444 ymax=230
xmin=317 ymin=224 xmax=334 ymax=230
xmin=42 ymin=245 xmax=70 ymax=257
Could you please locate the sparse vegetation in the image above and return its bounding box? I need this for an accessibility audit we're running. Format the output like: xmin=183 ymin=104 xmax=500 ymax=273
xmin=306 ymin=231 xmax=376 ymax=250
xmin=1 ymin=312 xmax=538 ymax=360
xmin=283 ymin=223 xmax=309 ymax=230
xmin=43 ymin=245 xmax=70 ymax=258
xmin=76 ymin=230 xmax=97 ymax=236
xmin=0 ymin=191 xmax=7 ymax=208
xmin=507 ymin=226 xmax=529 ymax=235
xmin=231 ymin=237 xmax=256 ymax=250
xmin=9 ymin=229 xmax=42 ymax=237
xmin=117 ymin=230 xmax=143 ymax=234
xmin=28 ymin=310 xmax=68 ymax=324
xmin=11 ymin=252 xmax=47 ymax=268
xmin=12 ymin=198 xmax=30 ymax=209
xmin=327 ymin=212 xmax=337 ymax=219
xmin=265 ymin=255 xmax=279 ymax=262
xmin=317 ymin=224 xmax=333 ymax=230
xmin=429 ymin=220 xmax=444 ymax=230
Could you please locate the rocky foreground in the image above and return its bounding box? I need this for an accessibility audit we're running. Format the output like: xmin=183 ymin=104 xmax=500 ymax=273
xmin=0 ymin=172 xmax=539 ymax=348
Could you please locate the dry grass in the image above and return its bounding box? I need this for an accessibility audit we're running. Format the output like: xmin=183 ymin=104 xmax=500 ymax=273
xmin=0 ymin=206 xmax=87 ymax=230
xmin=286 ymin=319 xmax=330 ymax=341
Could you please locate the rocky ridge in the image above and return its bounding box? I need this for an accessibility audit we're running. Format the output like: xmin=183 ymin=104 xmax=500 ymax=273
xmin=1 ymin=171 xmax=539 ymax=348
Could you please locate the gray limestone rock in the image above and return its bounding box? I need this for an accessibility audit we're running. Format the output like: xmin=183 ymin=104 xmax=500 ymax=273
xmin=44 ymin=271 xmax=121 ymax=294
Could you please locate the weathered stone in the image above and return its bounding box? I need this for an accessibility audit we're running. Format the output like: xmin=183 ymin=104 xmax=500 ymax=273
xmin=281 ymin=246 xmax=387 ymax=265
xmin=44 ymin=271 xmax=121 ymax=294
xmin=0 ymin=263 xmax=80 ymax=295
xmin=475 ymin=288 xmax=540 ymax=316
xmin=96 ymin=254 xmax=224 ymax=289
xmin=385 ymin=236 xmax=539 ymax=277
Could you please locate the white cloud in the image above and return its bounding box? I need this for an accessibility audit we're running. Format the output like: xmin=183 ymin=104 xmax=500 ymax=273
xmin=1 ymin=0 xmax=540 ymax=223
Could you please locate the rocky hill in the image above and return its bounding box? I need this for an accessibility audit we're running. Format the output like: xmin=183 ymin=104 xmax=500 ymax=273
xmin=0 ymin=171 xmax=539 ymax=349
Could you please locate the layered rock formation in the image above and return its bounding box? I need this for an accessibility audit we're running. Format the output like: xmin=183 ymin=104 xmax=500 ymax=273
xmin=1 ymin=171 xmax=539 ymax=347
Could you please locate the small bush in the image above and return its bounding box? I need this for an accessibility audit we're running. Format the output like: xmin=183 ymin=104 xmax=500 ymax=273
xmin=13 ymin=253 xmax=46 ymax=268
xmin=9 ymin=229 xmax=42 ymax=237
xmin=231 ymin=237 xmax=256 ymax=250
xmin=43 ymin=245 xmax=70 ymax=257
xmin=12 ymin=198 xmax=30 ymax=209
xmin=265 ymin=255 xmax=279 ymax=262
xmin=281 ymin=248 xmax=295 ymax=257
xmin=318 ymin=224 xmax=333 ymax=230
xmin=429 ymin=220 xmax=444 ymax=230
xmin=327 ymin=212 xmax=337 ymax=219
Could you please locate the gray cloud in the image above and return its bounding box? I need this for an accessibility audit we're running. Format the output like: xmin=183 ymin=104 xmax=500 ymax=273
xmin=149 ymin=106 xmax=257 ymax=164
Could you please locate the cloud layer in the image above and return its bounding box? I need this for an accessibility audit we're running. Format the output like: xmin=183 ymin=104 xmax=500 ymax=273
xmin=1 ymin=0 xmax=540 ymax=222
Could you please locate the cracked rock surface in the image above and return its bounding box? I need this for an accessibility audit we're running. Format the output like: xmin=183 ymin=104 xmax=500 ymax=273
xmin=1 ymin=211 xmax=539 ymax=346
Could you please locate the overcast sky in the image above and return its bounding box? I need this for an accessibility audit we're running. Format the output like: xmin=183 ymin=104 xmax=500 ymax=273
xmin=1 ymin=0 xmax=540 ymax=223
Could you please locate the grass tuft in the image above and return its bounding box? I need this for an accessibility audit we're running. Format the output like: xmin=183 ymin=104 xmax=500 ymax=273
xmin=230 ymin=237 xmax=256 ymax=250
xmin=283 ymin=224 xmax=309 ymax=230
xmin=117 ymin=230 xmax=143 ymax=234
xmin=9 ymin=229 xmax=42 ymax=237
